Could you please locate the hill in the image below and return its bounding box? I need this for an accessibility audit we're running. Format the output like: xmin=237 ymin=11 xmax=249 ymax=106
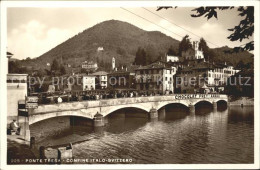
xmin=211 ymin=46 xmax=254 ymax=67
xmin=16 ymin=20 xmax=253 ymax=73
xmin=18 ymin=20 xmax=179 ymax=71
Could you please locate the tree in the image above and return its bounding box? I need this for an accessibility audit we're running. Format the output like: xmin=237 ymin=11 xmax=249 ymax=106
xmin=178 ymin=35 xmax=192 ymax=55
xmin=167 ymin=45 xmax=178 ymax=56
xmin=199 ymin=37 xmax=214 ymax=61
xmin=60 ymin=65 xmax=66 ymax=75
xmin=37 ymin=68 xmax=46 ymax=77
xmin=145 ymin=44 xmax=157 ymax=64
xmin=236 ymin=60 xmax=245 ymax=70
xmin=134 ymin=47 xmax=146 ymax=65
xmin=51 ymin=59 xmax=59 ymax=72
xmin=191 ymin=6 xmax=254 ymax=52
xmin=157 ymin=6 xmax=254 ymax=53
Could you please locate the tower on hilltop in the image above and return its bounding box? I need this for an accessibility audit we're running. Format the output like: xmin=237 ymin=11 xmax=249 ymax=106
xmin=112 ymin=57 xmax=115 ymax=70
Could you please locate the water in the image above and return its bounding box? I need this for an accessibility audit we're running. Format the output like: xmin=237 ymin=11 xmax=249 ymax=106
xmin=34 ymin=104 xmax=254 ymax=164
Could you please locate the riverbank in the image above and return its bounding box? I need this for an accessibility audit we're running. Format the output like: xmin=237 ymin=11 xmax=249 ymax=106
xmin=7 ymin=135 xmax=36 ymax=164
xmin=229 ymin=96 xmax=254 ymax=106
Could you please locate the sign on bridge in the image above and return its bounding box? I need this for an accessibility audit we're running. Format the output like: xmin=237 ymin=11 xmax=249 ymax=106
xmin=26 ymin=96 xmax=38 ymax=109
xmin=174 ymin=94 xmax=221 ymax=100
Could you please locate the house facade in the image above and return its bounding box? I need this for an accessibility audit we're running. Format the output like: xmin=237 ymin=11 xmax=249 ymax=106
xmin=181 ymin=41 xmax=204 ymax=60
xmin=90 ymin=71 xmax=108 ymax=89
xmin=176 ymin=62 xmax=240 ymax=93
xmin=83 ymin=75 xmax=96 ymax=91
xmin=135 ymin=61 xmax=177 ymax=95
xmin=82 ymin=61 xmax=98 ymax=71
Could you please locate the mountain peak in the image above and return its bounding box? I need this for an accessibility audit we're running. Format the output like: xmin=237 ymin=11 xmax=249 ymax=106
xmin=19 ymin=20 xmax=179 ymax=71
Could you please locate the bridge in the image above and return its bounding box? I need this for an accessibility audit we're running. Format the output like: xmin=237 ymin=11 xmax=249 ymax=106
xmin=21 ymin=94 xmax=228 ymax=141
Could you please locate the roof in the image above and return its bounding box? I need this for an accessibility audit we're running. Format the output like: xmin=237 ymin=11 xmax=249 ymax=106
xmin=82 ymin=61 xmax=97 ymax=64
xmin=181 ymin=62 xmax=213 ymax=72
xmin=181 ymin=61 xmax=231 ymax=73
xmin=7 ymin=52 xmax=13 ymax=56
xmin=135 ymin=61 xmax=172 ymax=71
xmin=108 ymin=71 xmax=133 ymax=75
xmin=94 ymin=112 xmax=103 ymax=117
xmin=90 ymin=71 xmax=108 ymax=76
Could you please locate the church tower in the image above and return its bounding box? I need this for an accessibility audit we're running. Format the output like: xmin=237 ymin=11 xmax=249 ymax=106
xmin=112 ymin=57 xmax=115 ymax=70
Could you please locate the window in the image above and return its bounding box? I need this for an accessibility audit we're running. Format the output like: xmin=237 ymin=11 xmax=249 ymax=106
xmin=165 ymin=77 xmax=168 ymax=81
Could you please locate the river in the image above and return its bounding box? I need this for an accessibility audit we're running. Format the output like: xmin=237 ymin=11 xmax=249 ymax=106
xmin=33 ymin=104 xmax=254 ymax=164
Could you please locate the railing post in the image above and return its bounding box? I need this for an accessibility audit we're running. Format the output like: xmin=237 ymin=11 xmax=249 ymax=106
xmin=50 ymin=96 xmax=55 ymax=104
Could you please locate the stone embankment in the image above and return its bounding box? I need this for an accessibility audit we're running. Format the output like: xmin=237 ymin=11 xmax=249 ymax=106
xmin=229 ymin=96 xmax=254 ymax=106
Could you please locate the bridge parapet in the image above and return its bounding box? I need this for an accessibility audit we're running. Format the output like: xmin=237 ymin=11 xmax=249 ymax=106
xmin=30 ymin=94 xmax=227 ymax=116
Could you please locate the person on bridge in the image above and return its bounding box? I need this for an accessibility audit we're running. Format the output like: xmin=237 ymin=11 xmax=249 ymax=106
xmin=58 ymin=96 xmax=63 ymax=103
xmin=10 ymin=120 xmax=20 ymax=135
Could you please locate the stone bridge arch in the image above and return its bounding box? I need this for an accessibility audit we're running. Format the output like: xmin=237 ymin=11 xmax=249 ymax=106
xmin=193 ymin=99 xmax=214 ymax=106
xmin=155 ymin=100 xmax=190 ymax=111
xmin=215 ymin=99 xmax=228 ymax=103
xmin=101 ymin=103 xmax=151 ymax=117
xmin=29 ymin=108 xmax=98 ymax=125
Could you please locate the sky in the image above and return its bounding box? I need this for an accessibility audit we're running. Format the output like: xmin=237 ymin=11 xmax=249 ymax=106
xmin=7 ymin=7 xmax=253 ymax=60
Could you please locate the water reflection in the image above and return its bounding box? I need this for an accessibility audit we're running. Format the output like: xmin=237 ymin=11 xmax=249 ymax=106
xmin=34 ymin=105 xmax=254 ymax=164
xmin=228 ymin=106 xmax=254 ymax=123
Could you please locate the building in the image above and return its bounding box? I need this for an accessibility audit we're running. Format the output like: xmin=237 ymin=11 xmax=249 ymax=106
xmin=7 ymin=52 xmax=13 ymax=73
xmin=223 ymin=65 xmax=240 ymax=79
xmin=7 ymin=74 xmax=28 ymax=123
xmin=112 ymin=57 xmax=115 ymax=70
xmin=107 ymin=69 xmax=135 ymax=90
xmin=6 ymin=51 xmax=28 ymax=124
xmin=165 ymin=54 xmax=179 ymax=62
xmin=97 ymin=47 xmax=104 ymax=52
xmin=176 ymin=62 xmax=240 ymax=93
xmin=181 ymin=41 xmax=204 ymax=60
xmin=82 ymin=75 xmax=96 ymax=91
xmin=81 ymin=61 xmax=98 ymax=71
xmin=135 ymin=61 xmax=177 ymax=95
xmin=90 ymin=71 xmax=108 ymax=89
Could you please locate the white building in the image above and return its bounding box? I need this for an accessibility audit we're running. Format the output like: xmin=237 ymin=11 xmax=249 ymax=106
xmin=82 ymin=75 xmax=95 ymax=91
xmin=90 ymin=71 xmax=108 ymax=89
xmin=6 ymin=52 xmax=28 ymax=125
xmin=97 ymin=47 xmax=104 ymax=52
xmin=7 ymin=74 xmax=28 ymax=124
xmin=181 ymin=41 xmax=204 ymax=60
xmin=165 ymin=54 xmax=179 ymax=62
xmin=176 ymin=62 xmax=240 ymax=93
xmin=112 ymin=57 xmax=115 ymax=70
xmin=82 ymin=61 xmax=98 ymax=71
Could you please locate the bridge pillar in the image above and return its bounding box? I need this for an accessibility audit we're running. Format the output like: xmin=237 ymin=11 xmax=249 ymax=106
xmin=22 ymin=116 xmax=30 ymax=141
xmin=19 ymin=108 xmax=31 ymax=141
xmin=213 ymin=101 xmax=217 ymax=109
xmin=149 ymin=108 xmax=158 ymax=119
xmin=158 ymin=107 xmax=166 ymax=120
xmin=189 ymin=104 xmax=195 ymax=114
xmin=93 ymin=112 xmax=105 ymax=127
xmin=104 ymin=116 xmax=108 ymax=124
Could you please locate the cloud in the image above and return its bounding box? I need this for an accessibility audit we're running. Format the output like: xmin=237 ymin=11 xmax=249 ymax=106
xmin=8 ymin=20 xmax=75 ymax=59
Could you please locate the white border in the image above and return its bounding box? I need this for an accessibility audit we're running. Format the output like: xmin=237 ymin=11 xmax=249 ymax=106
xmin=1 ymin=1 xmax=259 ymax=169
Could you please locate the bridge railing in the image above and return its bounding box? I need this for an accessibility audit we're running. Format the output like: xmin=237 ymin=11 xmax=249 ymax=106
xmin=29 ymin=94 xmax=227 ymax=116
xmin=35 ymin=92 xmax=227 ymax=105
